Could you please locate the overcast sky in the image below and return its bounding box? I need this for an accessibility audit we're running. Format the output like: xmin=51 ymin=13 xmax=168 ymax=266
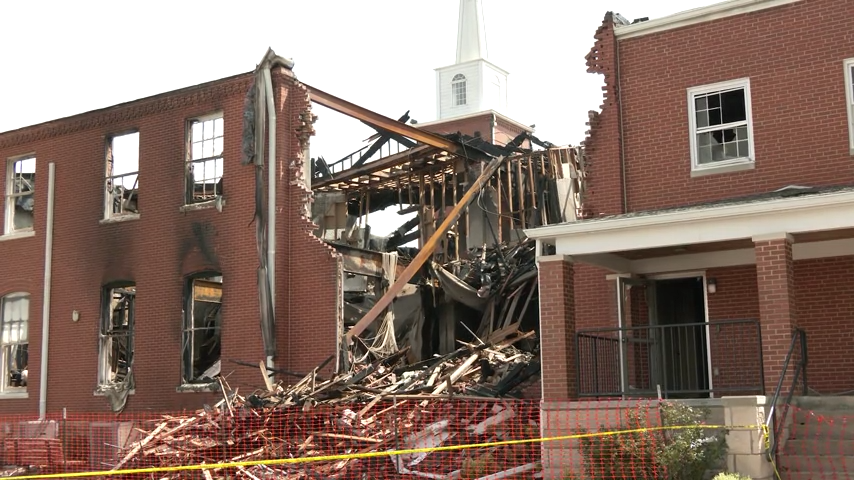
xmin=0 ymin=0 xmax=720 ymax=234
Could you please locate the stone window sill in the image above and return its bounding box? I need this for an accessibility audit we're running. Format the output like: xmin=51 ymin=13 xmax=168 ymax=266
xmin=100 ymin=214 xmax=140 ymax=225
xmin=93 ymin=388 xmax=136 ymax=396
xmin=0 ymin=391 xmax=28 ymax=400
xmin=0 ymin=230 xmax=36 ymax=242
xmin=180 ymin=201 xmax=216 ymax=213
xmin=176 ymin=383 xmax=219 ymax=393
xmin=691 ymin=160 xmax=755 ymax=178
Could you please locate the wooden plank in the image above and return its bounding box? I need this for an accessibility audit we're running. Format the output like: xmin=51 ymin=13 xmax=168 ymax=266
xmin=344 ymin=155 xmax=506 ymax=341
xmin=112 ymin=422 xmax=168 ymax=471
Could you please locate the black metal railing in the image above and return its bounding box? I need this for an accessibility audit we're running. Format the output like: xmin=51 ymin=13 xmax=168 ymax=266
xmin=766 ymin=328 xmax=807 ymax=462
xmin=576 ymin=319 xmax=764 ymax=399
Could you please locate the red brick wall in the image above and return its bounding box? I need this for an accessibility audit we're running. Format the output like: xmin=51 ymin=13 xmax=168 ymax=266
xmin=419 ymin=114 xmax=494 ymax=141
xmin=706 ymin=265 xmax=763 ymax=395
xmin=587 ymin=0 xmax=854 ymax=215
xmin=582 ymin=13 xmax=624 ymax=218
xmin=795 ymin=255 xmax=854 ymax=395
xmin=538 ymin=257 xmax=576 ymax=400
xmin=276 ymin=74 xmax=342 ymax=376
xmin=0 ymin=71 xmax=340 ymax=414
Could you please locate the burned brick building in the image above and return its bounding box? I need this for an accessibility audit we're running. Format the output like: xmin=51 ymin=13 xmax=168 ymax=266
xmin=0 ymin=52 xmax=346 ymax=414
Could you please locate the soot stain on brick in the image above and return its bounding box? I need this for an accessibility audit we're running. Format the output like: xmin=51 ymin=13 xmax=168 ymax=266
xmin=180 ymin=221 xmax=221 ymax=274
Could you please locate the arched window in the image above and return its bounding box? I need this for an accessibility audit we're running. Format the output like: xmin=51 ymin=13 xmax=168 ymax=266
xmin=1 ymin=293 xmax=29 ymax=394
xmin=452 ymin=74 xmax=467 ymax=106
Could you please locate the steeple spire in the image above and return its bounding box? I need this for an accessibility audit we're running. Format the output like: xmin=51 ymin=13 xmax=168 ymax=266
xmin=456 ymin=0 xmax=488 ymax=63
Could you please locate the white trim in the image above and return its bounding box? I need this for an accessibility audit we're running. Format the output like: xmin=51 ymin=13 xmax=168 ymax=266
xmin=580 ymin=238 xmax=854 ymax=275
xmin=844 ymin=58 xmax=854 ymax=155
xmin=0 ymin=231 xmax=35 ymax=242
xmin=646 ymin=270 xmax=706 ymax=280
xmin=4 ymin=153 xmax=36 ymax=236
xmin=687 ymin=78 xmax=754 ymax=175
xmin=614 ymin=0 xmax=803 ymax=40
xmin=751 ymin=232 xmax=792 ymax=242
xmin=525 ymin=189 xmax=854 ymax=252
xmin=100 ymin=214 xmax=140 ymax=225
xmin=434 ymin=58 xmax=509 ymax=77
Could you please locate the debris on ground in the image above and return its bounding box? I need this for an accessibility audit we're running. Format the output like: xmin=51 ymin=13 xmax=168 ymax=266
xmin=106 ymin=327 xmax=541 ymax=479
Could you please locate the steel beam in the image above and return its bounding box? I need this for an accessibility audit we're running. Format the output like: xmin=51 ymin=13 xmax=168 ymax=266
xmin=303 ymin=83 xmax=462 ymax=154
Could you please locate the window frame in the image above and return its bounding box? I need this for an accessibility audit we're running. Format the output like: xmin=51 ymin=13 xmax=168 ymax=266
xmin=844 ymin=58 xmax=854 ymax=155
xmin=4 ymin=155 xmax=36 ymax=235
xmin=184 ymin=113 xmax=224 ymax=206
xmin=1 ymin=293 xmax=30 ymax=397
xmin=452 ymin=74 xmax=467 ymax=107
xmin=96 ymin=284 xmax=136 ymax=391
xmin=104 ymin=131 xmax=140 ymax=221
xmin=180 ymin=273 xmax=223 ymax=387
xmin=686 ymin=78 xmax=755 ymax=175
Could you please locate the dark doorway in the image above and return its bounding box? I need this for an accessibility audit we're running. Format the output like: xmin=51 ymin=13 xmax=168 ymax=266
xmin=653 ymin=276 xmax=710 ymax=399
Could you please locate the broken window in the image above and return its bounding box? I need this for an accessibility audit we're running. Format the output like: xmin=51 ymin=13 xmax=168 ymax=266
xmin=186 ymin=114 xmax=224 ymax=204
xmin=5 ymin=156 xmax=35 ymax=234
xmin=452 ymin=74 xmax=467 ymax=106
xmin=688 ymin=79 xmax=753 ymax=170
xmin=1 ymin=293 xmax=29 ymax=394
xmin=182 ymin=274 xmax=222 ymax=384
xmin=105 ymin=132 xmax=140 ymax=218
xmin=98 ymin=285 xmax=135 ymax=388
xmin=845 ymin=58 xmax=854 ymax=151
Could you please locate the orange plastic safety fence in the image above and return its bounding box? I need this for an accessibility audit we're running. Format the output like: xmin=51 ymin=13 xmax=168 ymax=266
xmin=776 ymin=404 xmax=853 ymax=479
xmin=0 ymin=398 xmax=742 ymax=479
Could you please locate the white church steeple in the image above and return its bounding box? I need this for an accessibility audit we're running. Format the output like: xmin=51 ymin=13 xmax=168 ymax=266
xmin=456 ymin=0 xmax=488 ymax=63
xmin=435 ymin=0 xmax=509 ymax=120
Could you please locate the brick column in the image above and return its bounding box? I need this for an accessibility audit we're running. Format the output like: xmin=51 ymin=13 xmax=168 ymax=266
xmin=753 ymin=233 xmax=798 ymax=396
xmin=537 ymin=255 xmax=577 ymax=400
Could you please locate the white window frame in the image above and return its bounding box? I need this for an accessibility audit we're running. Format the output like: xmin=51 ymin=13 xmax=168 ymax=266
xmin=4 ymin=155 xmax=36 ymax=235
xmin=96 ymin=285 xmax=135 ymax=391
xmin=1 ymin=293 xmax=29 ymax=397
xmin=452 ymin=74 xmax=467 ymax=107
xmin=104 ymin=131 xmax=140 ymax=221
xmin=687 ymin=78 xmax=755 ymax=176
xmin=844 ymin=58 xmax=854 ymax=155
xmin=185 ymin=113 xmax=224 ymax=206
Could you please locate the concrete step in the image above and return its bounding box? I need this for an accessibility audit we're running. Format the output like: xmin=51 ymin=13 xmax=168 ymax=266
xmin=791 ymin=396 xmax=854 ymax=412
xmin=783 ymin=439 xmax=854 ymax=456
xmin=782 ymin=473 xmax=854 ymax=480
xmin=777 ymin=454 xmax=854 ymax=472
xmin=789 ymin=411 xmax=854 ymax=440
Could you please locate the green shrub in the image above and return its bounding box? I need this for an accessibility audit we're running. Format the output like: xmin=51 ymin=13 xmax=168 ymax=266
xmin=712 ymin=473 xmax=752 ymax=480
xmin=572 ymin=402 xmax=727 ymax=480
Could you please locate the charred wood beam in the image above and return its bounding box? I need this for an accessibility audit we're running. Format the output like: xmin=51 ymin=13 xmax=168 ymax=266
xmin=312 ymin=144 xmax=437 ymax=190
xmin=304 ymin=84 xmax=463 ymax=154
xmin=345 ymin=154 xmax=507 ymax=341
xmin=384 ymin=217 xmax=420 ymax=251
xmin=352 ymin=111 xmax=416 ymax=169
xmin=352 ymin=134 xmax=392 ymax=168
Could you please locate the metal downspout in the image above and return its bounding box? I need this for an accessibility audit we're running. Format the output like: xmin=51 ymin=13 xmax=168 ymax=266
xmin=262 ymin=67 xmax=276 ymax=373
xmin=39 ymin=162 xmax=56 ymax=418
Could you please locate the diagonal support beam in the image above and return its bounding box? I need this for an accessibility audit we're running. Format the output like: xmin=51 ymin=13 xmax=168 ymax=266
xmin=345 ymin=154 xmax=507 ymax=341
xmin=303 ymin=83 xmax=463 ymax=154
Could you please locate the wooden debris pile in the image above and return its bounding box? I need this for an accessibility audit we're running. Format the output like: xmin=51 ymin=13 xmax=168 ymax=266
xmin=110 ymin=328 xmax=541 ymax=479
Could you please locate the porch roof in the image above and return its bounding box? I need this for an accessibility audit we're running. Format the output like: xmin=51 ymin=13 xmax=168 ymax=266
xmin=525 ymin=185 xmax=854 ymax=273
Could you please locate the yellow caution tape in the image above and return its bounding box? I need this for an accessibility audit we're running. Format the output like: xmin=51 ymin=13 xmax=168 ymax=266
xmin=9 ymin=423 xmax=760 ymax=479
